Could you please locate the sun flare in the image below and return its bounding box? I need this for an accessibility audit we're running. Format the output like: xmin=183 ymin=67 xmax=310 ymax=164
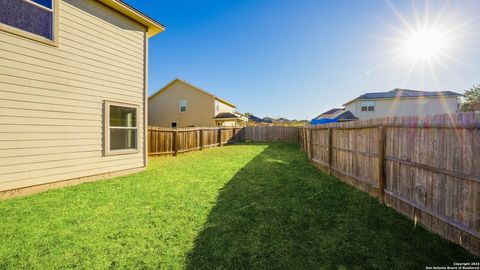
xmin=402 ymin=29 xmax=448 ymax=61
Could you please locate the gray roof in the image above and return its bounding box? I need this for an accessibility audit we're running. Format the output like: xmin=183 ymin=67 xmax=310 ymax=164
xmin=317 ymin=108 xmax=343 ymax=117
xmin=314 ymin=109 xmax=358 ymax=121
xmin=343 ymin=88 xmax=461 ymax=106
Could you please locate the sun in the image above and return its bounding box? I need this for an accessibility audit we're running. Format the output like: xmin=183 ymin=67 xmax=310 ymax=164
xmin=402 ymin=29 xmax=448 ymax=61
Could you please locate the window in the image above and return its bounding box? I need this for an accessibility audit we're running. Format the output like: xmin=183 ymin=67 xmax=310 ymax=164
xmin=179 ymin=100 xmax=187 ymax=112
xmin=0 ymin=0 xmax=58 ymax=45
xmin=361 ymin=101 xmax=375 ymax=112
xmin=105 ymin=101 xmax=138 ymax=155
xmin=171 ymin=122 xmax=177 ymax=128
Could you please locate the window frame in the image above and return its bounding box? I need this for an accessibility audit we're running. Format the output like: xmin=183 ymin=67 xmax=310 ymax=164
xmin=0 ymin=0 xmax=59 ymax=46
xmin=171 ymin=122 xmax=178 ymax=128
xmin=179 ymin=99 xmax=187 ymax=113
xmin=104 ymin=101 xmax=140 ymax=156
xmin=360 ymin=101 xmax=375 ymax=112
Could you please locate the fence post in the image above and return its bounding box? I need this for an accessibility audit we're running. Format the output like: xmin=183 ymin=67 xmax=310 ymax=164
xmin=233 ymin=127 xmax=236 ymax=143
xmin=302 ymin=127 xmax=305 ymax=151
xmin=309 ymin=128 xmax=314 ymax=160
xmin=199 ymin=128 xmax=203 ymax=151
xmin=218 ymin=128 xmax=222 ymax=147
xmin=377 ymin=125 xmax=386 ymax=203
xmin=328 ymin=128 xmax=333 ymax=174
xmin=173 ymin=130 xmax=179 ymax=156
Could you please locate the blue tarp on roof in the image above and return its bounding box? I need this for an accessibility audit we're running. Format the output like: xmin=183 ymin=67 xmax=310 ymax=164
xmin=310 ymin=118 xmax=339 ymax=125
xmin=310 ymin=110 xmax=358 ymax=125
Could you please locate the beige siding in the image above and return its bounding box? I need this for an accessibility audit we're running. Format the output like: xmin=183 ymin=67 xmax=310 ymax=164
xmin=345 ymin=97 xmax=459 ymax=120
xmin=215 ymin=99 xmax=235 ymax=115
xmin=0 ymin=0 xmax=147 ymax=192
xmin=148 ymin=80 xmax=216 ymax=127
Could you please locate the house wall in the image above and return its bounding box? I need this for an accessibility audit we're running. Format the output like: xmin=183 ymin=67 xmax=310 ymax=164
xmin=345 ymin=97 xmax=458 ymax=120
xmin=148 ymin=81 xmax=216 ymax=127
xmin=215 ymin=99 xmax=236 ymax=115
xmin=0 ymin=0 xmax=147 ymax=193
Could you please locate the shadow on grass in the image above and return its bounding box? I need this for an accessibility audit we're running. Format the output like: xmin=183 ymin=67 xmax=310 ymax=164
xmin=186 ymin=143 xmax=477 ymax=270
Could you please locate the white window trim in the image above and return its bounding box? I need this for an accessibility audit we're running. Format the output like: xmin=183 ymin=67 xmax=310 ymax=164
xmin=0 ymin=0 xmax=59 ymax=46
xmin=104 ymin=101 xmax=140 ymax=156
xmin=360 ymin=101 xmax=375 ymax=112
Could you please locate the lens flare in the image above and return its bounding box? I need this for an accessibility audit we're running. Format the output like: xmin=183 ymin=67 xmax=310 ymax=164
xmin=402 ymin=29 xmax=448 ymax=61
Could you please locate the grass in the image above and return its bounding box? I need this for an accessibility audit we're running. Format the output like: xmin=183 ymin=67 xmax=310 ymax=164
xmin=0 ymin=143 xmax=477 ymax=269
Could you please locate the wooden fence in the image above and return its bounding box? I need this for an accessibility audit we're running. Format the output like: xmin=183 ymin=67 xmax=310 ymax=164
xmin=148 ymin=126 xmax=300 ymax=157
xmin=245 ymin=126 xmax=299 ymax=142
xmin=299 ymin=112 xmax=480 ymax=256
xmin=148 ymin=127 xmax=245 ymax=156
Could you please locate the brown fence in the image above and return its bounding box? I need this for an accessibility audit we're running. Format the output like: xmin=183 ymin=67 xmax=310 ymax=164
xmin=299 ymin=112 xmax=480 ymax=255
xmin=245 ymin=126 xmax=299 ymax=142
xmin=148 ymin=126 xmax=300 ymax=157
xmin=148 ymin=127 xmax=245 ymax=156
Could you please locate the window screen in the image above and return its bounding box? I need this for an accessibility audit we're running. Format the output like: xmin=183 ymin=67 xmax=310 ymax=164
xmin=0 ymin=0 xmax=54 ymax=40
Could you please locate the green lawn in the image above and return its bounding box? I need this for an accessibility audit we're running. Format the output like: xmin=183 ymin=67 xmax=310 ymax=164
xmin=0 ymin=143 xmax=477 ymax=269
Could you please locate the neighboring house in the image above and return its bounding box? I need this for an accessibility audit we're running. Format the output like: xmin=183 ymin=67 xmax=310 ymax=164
xmin=0 ymin=0 xmax=164 ymax=197
xmin=148 ymin=78 xmax=248 ymax=128
xmin=344 ymin=89 xmax=461 ymax=120
xmin=311 ymin=108 xmax=358 ymax=125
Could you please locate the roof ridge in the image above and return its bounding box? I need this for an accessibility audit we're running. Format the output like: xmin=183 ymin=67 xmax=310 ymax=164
xmin=149 ymin=78 xmax=236 ymax=108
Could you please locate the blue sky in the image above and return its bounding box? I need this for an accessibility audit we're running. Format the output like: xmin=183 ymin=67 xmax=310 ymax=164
xmin=125 ymin=0 xmax=480 ymax=119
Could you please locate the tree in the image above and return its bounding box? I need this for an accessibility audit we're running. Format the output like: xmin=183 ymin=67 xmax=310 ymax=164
xmin=459 ymin=84 xmax=480 ymax=112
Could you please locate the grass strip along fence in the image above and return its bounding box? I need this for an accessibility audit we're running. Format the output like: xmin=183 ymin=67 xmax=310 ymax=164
xmin=299 ymin=112 xmax=480 ymax=256
xmin=148 ymin=126 xmax=299 ymax=156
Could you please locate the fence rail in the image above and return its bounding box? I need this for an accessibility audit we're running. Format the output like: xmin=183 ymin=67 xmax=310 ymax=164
xmin=299 ymin=112 xmax=480 ymax=256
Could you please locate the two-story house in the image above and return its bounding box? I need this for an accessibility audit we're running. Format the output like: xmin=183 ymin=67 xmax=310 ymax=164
xmin=0 ymin=0 xmax=164 ymax=198
xmin=148 ymin=78 xmax=248 ymax=128
xmin=344 ymin=88 xmax=461 ymax=120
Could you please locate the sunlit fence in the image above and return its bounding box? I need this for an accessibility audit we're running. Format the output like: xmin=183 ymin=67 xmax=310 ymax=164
xmin=299 ymin=112 xmax=480 ymax=256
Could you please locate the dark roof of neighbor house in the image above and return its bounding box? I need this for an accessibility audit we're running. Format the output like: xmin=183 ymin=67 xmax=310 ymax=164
xmin=343 ymin=88 xmax=461 ymax=106
xmin=315 ymin=108 xmax=343 ymax=118
xmin=314 ymin=109 xmax=358 ymax=121
xmin=247 ymin=115 xmax=273 ymax=123
xmin=214 ymin=113 xmax=240 ymax=119
xmin=336 ymin=111 xmax=358 ymax=121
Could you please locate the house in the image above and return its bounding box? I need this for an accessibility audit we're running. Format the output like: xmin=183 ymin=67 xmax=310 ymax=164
xmin=344 ymin=89 xmax=461 ymax=120
xmin=310 ymin=108 xmax=358 ymax=125
xmin=0 ymin=0 xmax=164 ymax=198
xmin=148 ymin=78 xmax=248 ymax=127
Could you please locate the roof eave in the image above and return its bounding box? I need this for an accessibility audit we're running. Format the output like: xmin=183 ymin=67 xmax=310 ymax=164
xmin=215 ymin=97 xmax=236 ymax=108
xmin=343 ymin=94 xmax=461 ymax=106
xmin=98 ymin=0 xmax=165 ymax=38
